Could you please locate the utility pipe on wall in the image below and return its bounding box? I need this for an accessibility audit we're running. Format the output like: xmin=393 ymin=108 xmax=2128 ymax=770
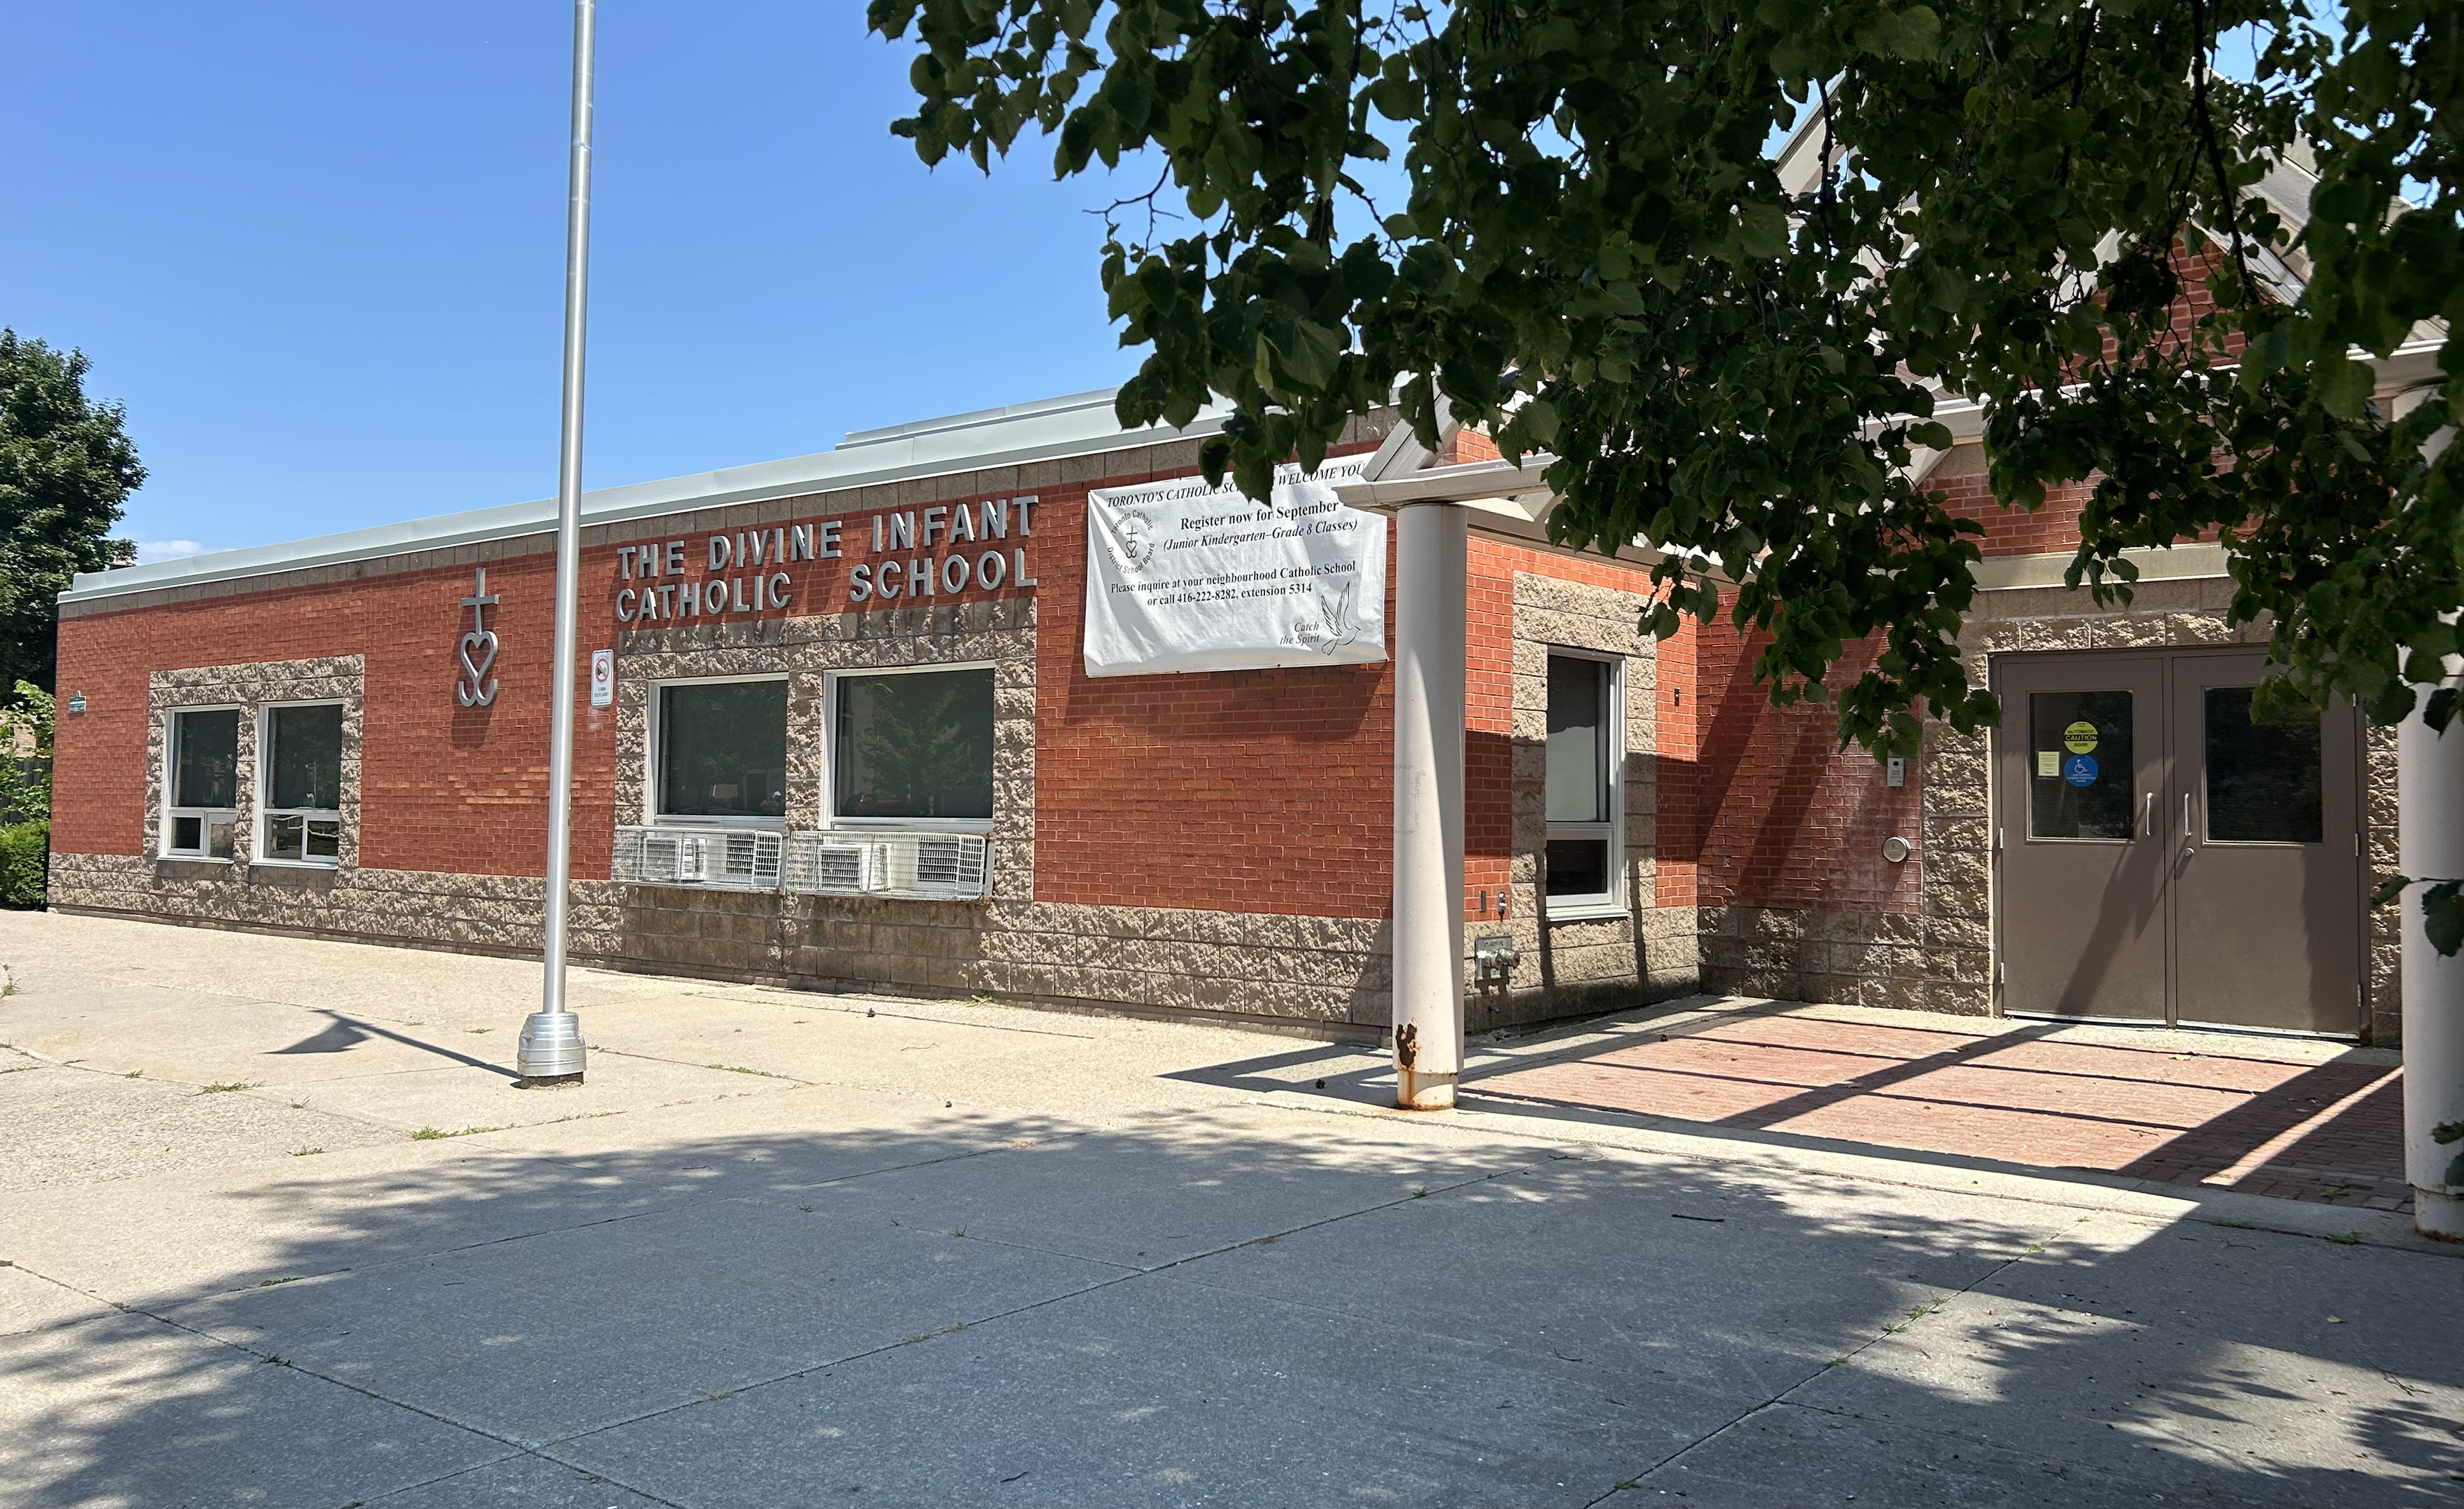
xmin=1392 ymin=501 xmax=1467 ymax=1109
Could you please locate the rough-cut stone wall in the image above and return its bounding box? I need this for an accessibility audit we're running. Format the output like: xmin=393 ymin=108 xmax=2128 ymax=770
xmin=2365 ymin=724 xmax=2400 ymax=1043
xmin=47 ymin=855 xmax=1393 ymax=1031
xmin=1466 ymin=570 xmax=1697 ymax=1030
xmin=594 ymin=889 xmax=1386 ymax=1024
xmin=610 ymin=596 xmax=1037 ymax=902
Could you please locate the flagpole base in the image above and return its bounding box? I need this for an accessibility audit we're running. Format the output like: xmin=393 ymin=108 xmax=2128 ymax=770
xmin=516 ymin=1010 xmax=586 ymax=1083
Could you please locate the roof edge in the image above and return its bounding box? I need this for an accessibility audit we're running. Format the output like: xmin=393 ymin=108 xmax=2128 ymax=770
xmin=64 ymin=392 xmax=1237 ymax=607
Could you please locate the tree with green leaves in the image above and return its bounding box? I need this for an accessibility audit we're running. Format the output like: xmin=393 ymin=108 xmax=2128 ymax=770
xmin=0 ymin=329 xmax=141 ymax=693
xmin=869 ymin=0 xmax=2458 ymax=941
xmin=0 ymin=681 xmax=55 ymax=907
xmin=867 ymin=0 xmax=2453 ymax=739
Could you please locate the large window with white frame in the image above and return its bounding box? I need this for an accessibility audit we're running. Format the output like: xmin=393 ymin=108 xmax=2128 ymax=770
xmin=653 ymin=677 xmax=788 ymax=825
xmin=1543 ymin=650 xmax=1624 ymax=914
xmin=828 ymin=665 xmax=996 ymax=830
xmin=164 ymin=706 xmax=241 ymax=860
xmin=259 ymin=702 xmax=345 ymax=864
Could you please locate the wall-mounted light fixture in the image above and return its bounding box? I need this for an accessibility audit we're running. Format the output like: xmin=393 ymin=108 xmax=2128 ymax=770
xmin=65 ymin=691 xmax=86 ymax=715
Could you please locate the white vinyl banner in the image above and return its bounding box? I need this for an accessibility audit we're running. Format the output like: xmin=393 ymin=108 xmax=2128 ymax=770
xmin=1083 ymin=457 xmax=1386 ymax=677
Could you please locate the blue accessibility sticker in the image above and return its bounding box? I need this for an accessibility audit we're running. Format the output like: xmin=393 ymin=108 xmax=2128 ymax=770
xmin=2064 ymin=754 xmax=2099 ymax=787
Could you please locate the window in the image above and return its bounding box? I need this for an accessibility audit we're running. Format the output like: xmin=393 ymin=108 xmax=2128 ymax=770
xmin=1543 ymin=651 xmax=1622 ymax=911
xmin=832 ymin=666 xmax=996 ymax=827
xmin=655 ymin=679 xmax=788 ymax=823
xmin=2205 ymin=686 xmax=2324 ymax=844
xmin=2027 ymin=689 xmax=2135 ymax=841
xmin=260 ymin=703 xmax=344 ymax=864
xmin=165 ymin=708 xmax=240 ymax=859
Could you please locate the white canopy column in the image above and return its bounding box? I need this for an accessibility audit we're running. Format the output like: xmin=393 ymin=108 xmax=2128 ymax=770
xmin=2400 ymin=701 xmax=2464 ymax=1239
xmin=2395 ymin=379 xmax=2463 ymax=1239
xmin=1391 ymin=499 xmax=1468 ymax=1108
xmin=1340 ymin=418 xmax=1561 ymax=1113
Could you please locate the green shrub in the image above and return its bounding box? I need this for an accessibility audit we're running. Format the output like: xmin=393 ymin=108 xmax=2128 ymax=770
xmin=0 ymin=819 xmax=48 ymax=909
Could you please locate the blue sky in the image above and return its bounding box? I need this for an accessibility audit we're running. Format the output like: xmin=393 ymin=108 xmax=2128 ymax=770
xmin=4 ymin=4 xmax=1149 ymax=562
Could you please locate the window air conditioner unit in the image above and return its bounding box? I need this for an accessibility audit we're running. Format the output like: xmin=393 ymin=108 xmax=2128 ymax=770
xmin=622 ymin=829 xmax=706 ymax=884
xmin=812 ymin=839 xmax=878 ymax=893
xmin=783 ymin=834 xmax=880 ymax=895
xmin=713 ymin=830 xmax=784 ymax=890
xmin=879 ymin=834 xmax=990 ymax=899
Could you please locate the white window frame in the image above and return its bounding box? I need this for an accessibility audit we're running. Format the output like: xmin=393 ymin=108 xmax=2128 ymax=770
xmin=822 ymin=661 xmax=999 ymax=836
xmin=647 ymin=673 xmax=791 ymax=830
xmin=1542 ymin=648 xmax=1626 ymax=920
xmin=256 ymin=699 xmax=346 ymax=869
xmin=161 ymin=703 xmax=243 ymax=862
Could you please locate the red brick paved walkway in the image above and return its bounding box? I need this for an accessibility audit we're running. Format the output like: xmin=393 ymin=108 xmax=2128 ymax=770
xmin=1468 ymin=1010 xmax=2409 ymax=1211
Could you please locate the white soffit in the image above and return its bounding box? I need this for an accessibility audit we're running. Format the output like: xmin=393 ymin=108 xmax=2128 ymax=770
xmin=64 ymin=386 xmax=1239 ymax=605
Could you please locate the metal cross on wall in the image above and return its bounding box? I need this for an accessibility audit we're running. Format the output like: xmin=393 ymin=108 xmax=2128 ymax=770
xmin=457 ymin=568 xmax=501 ymax=708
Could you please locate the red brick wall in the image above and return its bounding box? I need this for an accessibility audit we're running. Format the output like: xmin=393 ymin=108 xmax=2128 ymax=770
xmin=52 ymin=491 xmax=1053 ymax=878
xmin=52 ymin=448 xmax=1422 ymax=921
xmin=1680 ymin=620 xmax=1927 ymax=916
xmin=1461 ymin=537 xmax=1669 ymax=919
xmin=55 ymin=448 xmax=1712 ymax=926
xmin=1027 ymin=474 xmax=1399 ymax=920
xmin=1943 ymin=469 xmax=2095 ymax=558
xmin=1465 ymin=539 xmax=1516 ymax=919
xmin=51 ymin=553 xmax=625 ymax=878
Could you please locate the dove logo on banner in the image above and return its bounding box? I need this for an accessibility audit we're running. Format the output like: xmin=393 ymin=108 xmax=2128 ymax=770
xmin=1082 ymin=457 xmax=1386 ymax=677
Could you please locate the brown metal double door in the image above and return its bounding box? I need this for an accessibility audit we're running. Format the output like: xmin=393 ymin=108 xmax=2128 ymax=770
xmin=1994 ymin=649 xmax=2362 ymax=1035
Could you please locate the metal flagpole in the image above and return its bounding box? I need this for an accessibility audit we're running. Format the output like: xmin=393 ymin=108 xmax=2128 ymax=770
xmin=517 ymin=0 xmax=597 ymax=1085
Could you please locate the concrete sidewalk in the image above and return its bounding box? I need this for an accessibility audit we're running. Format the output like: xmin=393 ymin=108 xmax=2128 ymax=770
xmin=3 ymin=911 xmax=2460 ymax=1507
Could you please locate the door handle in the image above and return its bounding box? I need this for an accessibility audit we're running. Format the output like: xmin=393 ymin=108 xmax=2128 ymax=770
xmin=2182 ymin=792 xmax=2193 ymax=841
xmin=2143 ymin=791 xmax=2154 ymax=838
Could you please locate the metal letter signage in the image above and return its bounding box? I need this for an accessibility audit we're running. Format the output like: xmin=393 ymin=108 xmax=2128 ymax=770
xmin=457 ymin=568 xmax=502 ymax=707
xmin=1082 ymin=458 xmax=1383 ymax=677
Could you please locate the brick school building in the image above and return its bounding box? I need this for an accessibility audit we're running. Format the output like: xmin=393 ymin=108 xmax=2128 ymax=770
xmin=45 ymin=376 xmax=2414 ymax=1045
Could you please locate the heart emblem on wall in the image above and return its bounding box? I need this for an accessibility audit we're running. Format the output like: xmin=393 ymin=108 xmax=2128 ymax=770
xmin=457 ymin=630 xmax=499 ymax=707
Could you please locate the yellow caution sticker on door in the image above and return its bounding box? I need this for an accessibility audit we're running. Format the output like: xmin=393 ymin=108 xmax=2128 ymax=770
xmin=2063 ymin=720 xmax=2100 ymax=754
xmin=2037 ymin=750 xmax=2060 ymax=777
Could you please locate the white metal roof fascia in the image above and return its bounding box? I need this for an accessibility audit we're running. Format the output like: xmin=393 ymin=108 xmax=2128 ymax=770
xmin=63 ymin=387 xmax=1240 ymax=605
xmin=1880 ymin=338 xmax=2448 ymax=457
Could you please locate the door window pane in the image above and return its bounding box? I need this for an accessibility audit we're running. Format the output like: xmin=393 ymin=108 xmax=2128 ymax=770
xmin=1546 ymin=656 xmax=1608 ymax=823
xmin=267 ymin=705 xmax=343 ymax=811
xmin=659 ymin=681 xmax=788 ymax=819
xmin=173 ymin=710 xmax=238 ymax=808
xmin=2029 ymin=690 xmax=2135 ymax=839
xmin=2205 ymin=687 xmax=2324 ymax=843
xmin=1545 ymin=837 xmax=1609 ymax=899
xmin=835 ymin=670 xmax=996 ymax=820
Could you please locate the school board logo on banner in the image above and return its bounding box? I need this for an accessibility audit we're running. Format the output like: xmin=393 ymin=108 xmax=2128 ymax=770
xmin=1082 ymin=458 xmax=1385 ymax=677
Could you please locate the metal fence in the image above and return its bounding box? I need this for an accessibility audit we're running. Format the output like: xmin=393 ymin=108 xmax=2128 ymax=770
xmin=610 ymin=826 xmax=990 ymax=901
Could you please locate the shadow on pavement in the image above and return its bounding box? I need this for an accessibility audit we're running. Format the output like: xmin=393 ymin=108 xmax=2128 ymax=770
xmin=3 ymin=1106 xmax=2458 ymax=1508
